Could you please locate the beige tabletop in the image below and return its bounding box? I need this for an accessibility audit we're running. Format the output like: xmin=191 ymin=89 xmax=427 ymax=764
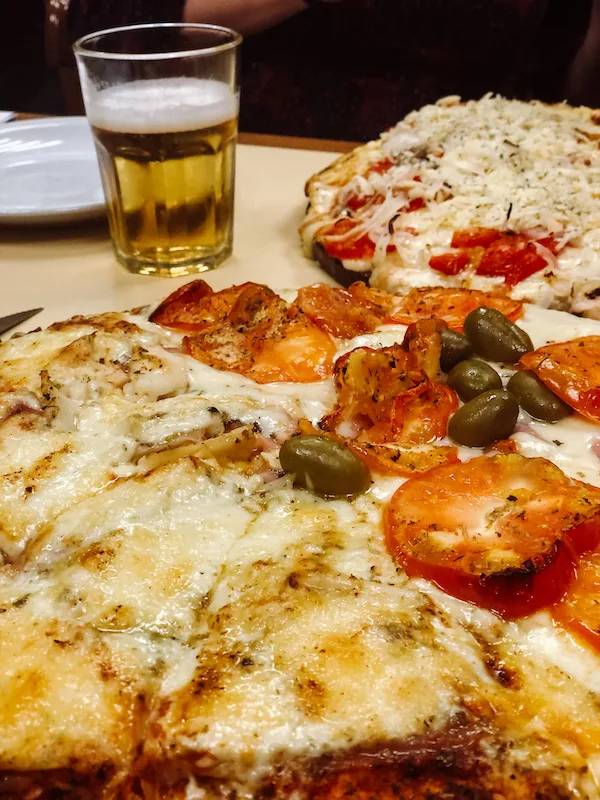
xmin=0 ymin=132 xmax=347 ymax=332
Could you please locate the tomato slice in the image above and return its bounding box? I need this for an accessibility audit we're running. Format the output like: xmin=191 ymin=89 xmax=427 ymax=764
xmin=553 ymin=544 xmax=600 ymax=653
xmin=367 ymin=158 xmax=394 ymax=176
xmin=319 ymin=218 xmax=376 ymax=261
xmin=149 ymin=279 xmax=213 ymax=330
xmin=476 ymin=235 xmax=548 ymax=286
xmin=150 ymin=280 xmax=257 ymax=332
xmin=398 ymin=544 xmax=576 ymax=620
xmin=246 ymin=308 xmax=336 ymax=383
xmin=349 ymin=441 xmax=459 ymax=477
xmin=385 ymin=454 xmax=600 ymax=618
xmin=565 ymin=515 xmax=600 ymax=557
xmin=227 ymin=283 xmax=288 ymax=332
xmin=365 ymin=384 xmax=458 ymax=445
xmin=401 ymin=318 xmax=445 ymax=382
xmin=407 ymin=197 xmax=426 ymax=212
xmin=321 ymin=344 xmax=428 ymax=434
xmin=537 ymin=235 xmax=560 ymax=255
xmin=184 ymin=285 xmax=335 ymax=383
xmin=348 ymin=281 xmax=396 ymax=313
xmin=520 ymin=336 xmax=600 ymax=422
xmin=295 ymin=282 xmax=394 ymax=339
xmin=183 ymin=285 xmax=287 ymax=375
xmin=429 ymin=251 xmax=471 ymax=276
xmin=451 ymin=227 xmax=502 ymax=248
xmin=322 ymin=317 xmax=448 ymax=434
xmin=390 ymin=288 xmax=524 ymax=331
xmin=389 ymin=383 xmax=457 ymax=444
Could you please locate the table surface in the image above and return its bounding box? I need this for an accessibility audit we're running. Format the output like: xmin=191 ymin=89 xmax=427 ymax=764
xmin=1 ymin=123 xmax=348 ymax=332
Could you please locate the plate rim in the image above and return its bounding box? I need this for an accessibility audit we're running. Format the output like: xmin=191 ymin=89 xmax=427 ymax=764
xmin=0 ymin=116 xmax=106 ymax=225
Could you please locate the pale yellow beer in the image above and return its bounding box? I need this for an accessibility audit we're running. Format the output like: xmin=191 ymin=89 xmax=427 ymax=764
xmin=89 ymin=78 xmax=238 ymax=276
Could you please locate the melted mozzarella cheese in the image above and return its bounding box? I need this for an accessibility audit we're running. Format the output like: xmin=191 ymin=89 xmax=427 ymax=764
xmin=1 ymin=303 xmax=600 ymax=797
xmin=0 ymin=603 xmax=146 ymax=772
xmin=187 ymin=359 xmax=335 ymax=435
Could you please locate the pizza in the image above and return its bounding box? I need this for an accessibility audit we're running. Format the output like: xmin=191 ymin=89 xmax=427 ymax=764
xmin=4 ymin=280 xmax=600 ymax=798
xmin=300 ymin=94 xmax=600 ymax=318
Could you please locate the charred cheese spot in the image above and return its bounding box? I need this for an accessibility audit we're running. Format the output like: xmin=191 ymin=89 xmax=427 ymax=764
xmin=0 ymin=606 xmax=146 ymax=773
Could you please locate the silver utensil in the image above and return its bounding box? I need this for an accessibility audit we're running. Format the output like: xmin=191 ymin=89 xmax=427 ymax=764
xmin=0 ymin=308 xmax=43 ymax=336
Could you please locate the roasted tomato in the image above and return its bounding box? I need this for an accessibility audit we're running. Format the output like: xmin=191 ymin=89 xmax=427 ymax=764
xmin=484 ymin=438 xmax=520 ymax=455
xmin=390 ymin=288 xmax=524 ymax=331
xmin=364 ymin=384 xmax=458 ymax=446
xmin=451 ymin=227 xmax=502 ymax=248
xmin=401 ymin=318 xmax=445 ymax=381
xmin=319 ymin=218 xmax=376 ymax=261
xmin=429 ymin=251 xmax=471 ymax=276
xmin=537 ymin=235 xmax=560 ymax=255
xmin=407 ymin=197 xmax=426 ymax=212
xmin=295 ymin=282 xmax=394 ymax=339
xmin=184 ymin=284 xmax=287 ymax=374
xmin=345 ymin=193 xmax=383 ymax=213
xmin=321 ymin=344 xmax=428 ymax=434
xmin=367 ymin=158 xmax=394 ymax=176
xmin=321 ymin=320 xmax=455 ymax=452
xmin=228 ymin=284 xmax=288 ymax=335
xmin=553 ymin=521 xmax=600 ymax=653
xmin=520 ymin=336 xmax=600 ymax=422
xmin=476 ymin=235 xmax=548 ymax=286
xmin=297 ymin=417 xmax=457 ymax=477
xmin=184 ymin=285 xmax=336 ymax=383
xmin=322 ymin=319 xmax=447 ymax=435
xmin=385 ymin=454 xmax=600 ymax=618
xmin=388 ymin=383 xmax=457 ymax=444
xmin=349 ymin=281 xmax=397 ymax=314
xmin=246 ymin=308 xmax=336 ymax=383
xmin=347 ymin=441 xmax=459 ymax=477
xmin=150 ymin=280 xmax=257 ymax=332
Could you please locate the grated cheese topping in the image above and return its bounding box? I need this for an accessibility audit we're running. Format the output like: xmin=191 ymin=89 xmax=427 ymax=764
xmin=379 ymin=95 xmax=600 ymax=243
xmin=303 ymin=95 xmax=600 ymax=316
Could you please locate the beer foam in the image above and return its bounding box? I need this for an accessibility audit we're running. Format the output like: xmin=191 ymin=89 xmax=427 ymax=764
xmin=89 ymin=78 xmax=238 ymax=134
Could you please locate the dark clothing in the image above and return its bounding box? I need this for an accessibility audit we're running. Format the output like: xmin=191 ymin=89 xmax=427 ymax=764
xmin=238 ymin=0 xmax=591 ymax=140
xmin=68 ymin=0 xmax=186 ymax=35
xmin=0 ymin=0 xmax=50 ymax=112
xmin=3 ymin=0 xmax=592 ymax=140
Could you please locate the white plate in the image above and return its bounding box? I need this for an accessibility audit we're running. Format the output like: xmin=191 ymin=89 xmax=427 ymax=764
xmin=0 ymin=117 xmax=105 ymax=225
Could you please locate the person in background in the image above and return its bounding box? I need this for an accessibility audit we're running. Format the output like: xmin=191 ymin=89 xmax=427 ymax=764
xmin=67 ymin=0 xmax=598 ymax=141
xmin=5 ymin=0 xmax=599 ymax=141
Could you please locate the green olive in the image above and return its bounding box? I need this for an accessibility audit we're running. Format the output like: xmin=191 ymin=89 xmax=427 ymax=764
xmin=447 ymin=358 xmax=502 ymax=402
xmin=507 ymin=370 xmax=572 ymax=423
xmin=448 ymin=389 xmax=519 ymax=448
xmin=440 ymin=328 xmax=473 ymax=373
xmin=463 ymin=307 xmax=533 ymax=363
xmin=279 ymin=435 xmax=370 ymax=498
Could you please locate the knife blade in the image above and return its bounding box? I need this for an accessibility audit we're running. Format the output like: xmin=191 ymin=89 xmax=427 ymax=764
xmin=0 ymin=308 xmax=43 ymax=337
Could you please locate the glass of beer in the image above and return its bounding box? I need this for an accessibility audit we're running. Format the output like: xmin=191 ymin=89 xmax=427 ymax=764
xmin=74 ymin=24 xmax=241 ymax=276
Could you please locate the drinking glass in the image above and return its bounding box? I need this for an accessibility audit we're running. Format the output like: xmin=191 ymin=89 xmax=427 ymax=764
xmin=74 ymin=24 xmax=241 ymax=277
